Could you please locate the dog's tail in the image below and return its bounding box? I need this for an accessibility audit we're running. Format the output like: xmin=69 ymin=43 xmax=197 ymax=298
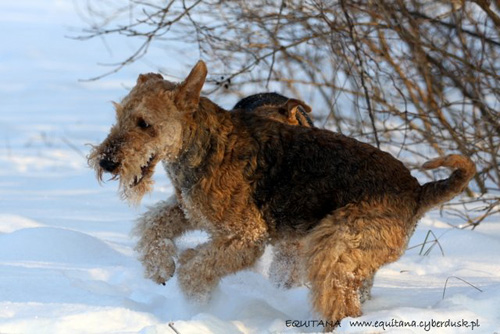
xmin=417 ymin=154 xmax=476 ymax=215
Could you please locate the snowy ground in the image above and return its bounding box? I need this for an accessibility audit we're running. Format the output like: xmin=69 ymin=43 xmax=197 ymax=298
xmin=1 ymin=1 xmax=499 ymax=333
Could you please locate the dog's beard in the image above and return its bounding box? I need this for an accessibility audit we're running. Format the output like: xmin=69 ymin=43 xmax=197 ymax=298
xmin=120 ymin=175 xmax=154 ymax=205
xmin=87 ymin=146 xmax=105 ymax=183
xmin=88 ymin=146 xmax=159 ymax=205
xmin=119 ymin=153 xmax=158 ymax=205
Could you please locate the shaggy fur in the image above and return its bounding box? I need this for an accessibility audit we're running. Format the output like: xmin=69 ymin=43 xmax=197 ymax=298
xmin=131 ymin=92 xmax=314 ymax=288
xmin=88 ymin=61 xmax=475 ymax=330
xmin=233 ymin=92 xmax=313 ymax=289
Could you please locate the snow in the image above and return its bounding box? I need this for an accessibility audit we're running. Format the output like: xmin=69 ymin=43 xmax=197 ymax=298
xmin=1 ymin=1 xmax=499 ymax=333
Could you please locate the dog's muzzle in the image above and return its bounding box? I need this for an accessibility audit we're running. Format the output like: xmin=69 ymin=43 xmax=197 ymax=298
xmin=99 ymin=158 xmax=120 ymax=173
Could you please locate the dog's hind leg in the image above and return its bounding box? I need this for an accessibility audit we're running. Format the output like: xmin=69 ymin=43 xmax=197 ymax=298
xmin=304 ymin=202 xmax=407 ymax=331
xmin=132 ymin=194 xmax=194 ymax=285
xmin=269 ymin=239 xmax=304 ymax=289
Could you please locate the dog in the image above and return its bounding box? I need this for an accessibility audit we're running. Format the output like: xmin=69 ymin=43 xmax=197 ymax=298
xmin=233 ymin=92 xmax=314 ymax=127
xmin=88 ymin=61 xmax=475 ymax=330
xmin=131 ymin=91 xmax=314 ymax=289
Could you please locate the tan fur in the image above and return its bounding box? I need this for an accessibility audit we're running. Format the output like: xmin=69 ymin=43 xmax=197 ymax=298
xmin=305 ymin=200 xmax=410 ymax=331
xmin=132 ymin=195 xmax=193 ymax=284
xmin=419 ymin=154 xmax=476 ymax=215
xmin=131 ymin=96 xmax=314 ymax=288
xmin=88 ymin=61 xmax=475 ymax=331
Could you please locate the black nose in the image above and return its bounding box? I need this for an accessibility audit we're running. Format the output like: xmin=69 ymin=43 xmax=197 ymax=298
xmin=99 ymin=159 xmax=120 ymax=172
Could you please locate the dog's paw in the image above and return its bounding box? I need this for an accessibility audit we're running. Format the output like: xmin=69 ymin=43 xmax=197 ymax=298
xmin=359 ymin=275 xmax=374 ymax=303
xmin=177 ymin=255 xmax=218 ymax=304
xmin=137 ymin=238 xmax=177 ymax=285
xmin=145 ymin=255 xmax=176 ymax=285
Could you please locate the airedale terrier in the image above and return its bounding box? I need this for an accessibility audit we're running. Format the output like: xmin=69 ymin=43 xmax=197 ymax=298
xmin=131 ymin=91 xmax=313 ymax=290
xmin=88 ymin=61 xmax=475 ymax=330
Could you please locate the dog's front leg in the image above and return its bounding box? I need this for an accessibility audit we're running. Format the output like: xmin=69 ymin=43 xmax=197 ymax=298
xmin=177 ymin=218 xmax=267 ymax=303
xmin=132 ymin=194 xmax=194 ymax=285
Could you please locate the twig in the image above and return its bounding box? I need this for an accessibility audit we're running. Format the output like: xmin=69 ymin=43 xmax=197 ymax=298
xmin=340 ymin=0 xmax=380 ymax=148
xmin=266 ymin=0 xmax=286 ymax=88
xmin=169 ymin=322 xmax=181 ymax=334
xmin=409 ymin=230 xmax=445 ymax=256
xmin=61 ymin=137 xmax=87 ymax=159
xmin=442 ymin=276 xmax=483 ymax=299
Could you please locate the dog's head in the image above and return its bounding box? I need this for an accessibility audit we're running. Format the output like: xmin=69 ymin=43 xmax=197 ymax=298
xmin=252 ymin=98 xmax=313 ymax=127
xmin=234 ymin=92 xmax=314 ymax=127
xmin=88 ymin=61 xmax=208 ymax=204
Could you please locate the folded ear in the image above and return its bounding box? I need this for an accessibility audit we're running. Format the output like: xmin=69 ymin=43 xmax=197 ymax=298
xmin=176 ymin=61 xmax=207 ymax=106
xmin=136 ymin=73 xmax=164 ymax=85
xmin=284 ymin=98 xmax=312 ymax=122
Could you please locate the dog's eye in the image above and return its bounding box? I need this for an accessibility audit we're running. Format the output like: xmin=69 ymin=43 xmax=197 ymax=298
xmin=137 ymin=118 xmax=150 ymax=129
